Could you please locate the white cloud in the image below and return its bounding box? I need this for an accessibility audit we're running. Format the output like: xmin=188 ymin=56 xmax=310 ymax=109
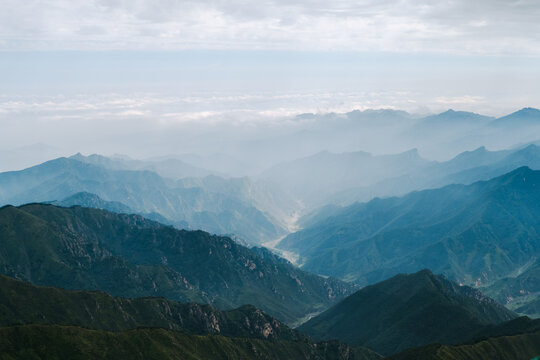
xmin=1 ymin=0 xmax=540 ymax=54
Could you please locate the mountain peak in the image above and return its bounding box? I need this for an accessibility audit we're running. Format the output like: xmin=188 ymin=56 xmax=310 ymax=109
xmin=491 ymin=107 xmax=540 ymax=126
xmin=472 ymin=145 xmax=487 ymax=152
xmin=500 ymin=165 xmax=534 ymax=178
xmin=299 ymin=269 xmax=516 ymax=356
xmin=421 ymin=109 xmax=493 ymax=124
xmin=515 ymin=107 xmax=540 ymax=115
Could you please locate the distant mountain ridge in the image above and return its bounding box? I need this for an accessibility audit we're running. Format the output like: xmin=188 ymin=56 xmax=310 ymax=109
xmin=0 ymin=156 xmax=289 ymax=244
xmin=280 ymin=167 xmax=540 ymax=286
xmin=417 ymin=109 xmax=494 ymax=127
xmin=49 ymin=191 xmax=133 ymax=213
xmin=317 ymin=143 xmax=540 ymax=208
xmin=259 ymin=148 xmax=431 ymax=208
xmin=490 ymin=107 xmax=540 ymax=127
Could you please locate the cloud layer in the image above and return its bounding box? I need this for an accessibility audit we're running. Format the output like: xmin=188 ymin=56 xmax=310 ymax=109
xmin=2 ymin=0 xmax=540 ymax=54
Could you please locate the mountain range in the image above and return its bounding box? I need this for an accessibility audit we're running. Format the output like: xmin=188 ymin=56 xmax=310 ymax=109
xmin=0 ymin=273 xmax=380 ymax=359
xmin=1 ymin=204 xmax=539 ymax=359
xmin=258 ymin=149 xmax=430 ymax=208
xmin=279 ymin=167 xmax=540 ymax=288
xmin=0 ymin=155 xmax=292 ymax=244
xmin=2 ymin=251 xmax=538 ymax=360
xmin=0 ymin=203 xmax=355 ymax=324
xmin=0 ymin=274 xmax=301 ymax=340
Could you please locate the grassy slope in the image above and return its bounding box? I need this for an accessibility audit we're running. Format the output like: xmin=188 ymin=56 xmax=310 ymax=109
xmin=0 ymin=325 xmax=382 ymax=360
xmin=387 ymin=331 xmax=540 ymax=360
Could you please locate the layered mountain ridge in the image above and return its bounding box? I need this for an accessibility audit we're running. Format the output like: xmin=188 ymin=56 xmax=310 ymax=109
xmin=0 ymin=203 xmax=355 ymax=324
xmin=280 ymin=166 xmax=540 ymax=287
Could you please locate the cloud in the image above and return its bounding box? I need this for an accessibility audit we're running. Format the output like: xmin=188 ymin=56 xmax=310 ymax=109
xmin=1 ymin=0 xmax=540 ymax=54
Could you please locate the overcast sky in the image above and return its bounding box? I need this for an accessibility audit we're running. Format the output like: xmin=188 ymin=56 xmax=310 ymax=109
xmin=2 ymin=0 xmax=540 ymax=54
xmin=1 ymin=0 xmax=540 ymax=164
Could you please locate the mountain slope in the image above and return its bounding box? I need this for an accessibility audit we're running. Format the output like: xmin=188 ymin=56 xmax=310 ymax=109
xmin=70 ymin=152 xmax=218 ymax=179
xmin=0 ymin=203 xmax=355 ymax=324
xmin=0 ymin=325 xmax=382 ymax=360
xmin=259 ymin=149 xmax=430 ymax=207
xmin=387 ymin=331 xmax=540 ymax=360
xmin=298 ymin=270 xmax=517 ymax=356
xmin=416 ymin=110 xmax=494 ymax=128
xmin=327 ymin=144 xmax=540 ymax=207
xmin=280 ymin=167 xmax=540 ymax=285
xmin=49 ymin=191 xmax=133 ymax=214
xmin=490 ymin=107 xmax=540 ymax=127
xmin=0 ymin=156 xmax=286 ymax=244
xmin=50 ymin=191 xmax=185 ymax=227
xmin=483 ymin=259 xmax=540 ymax=318
xmin=0 ymin=274 xmax=300 ymax=340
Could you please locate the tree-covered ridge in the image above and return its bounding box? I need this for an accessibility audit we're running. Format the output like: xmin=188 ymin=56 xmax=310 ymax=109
xmin=299 ymin=270 xmax=517 ymax=356
xmin=0 ymin=203 xmax=355 ymax=324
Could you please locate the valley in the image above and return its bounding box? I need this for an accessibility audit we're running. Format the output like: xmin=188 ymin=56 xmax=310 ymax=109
xmin=2 ymin=108 xmax=540 ymax=360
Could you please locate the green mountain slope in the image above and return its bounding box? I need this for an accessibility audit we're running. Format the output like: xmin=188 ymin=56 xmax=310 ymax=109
xmin=280 ymin=167 xmax=540 ymax=286
xmin=298 ymin=270 xmax=516 ymax=356
xmin=0 ymin=274 xmax=301 ymax=340
xmin=0 ymin=325 xmax=382 ymax=360
xmin=0 ymin=203 xmax=355 ymax=324
xmin=483 ymin=259 xmax=540 ymax=318
xmin=387 ymin=331 xmax=540 ymax=360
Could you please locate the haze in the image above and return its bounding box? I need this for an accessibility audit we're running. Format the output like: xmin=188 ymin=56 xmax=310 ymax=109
xmin=1 ymin=0 xmax=540 ymax=172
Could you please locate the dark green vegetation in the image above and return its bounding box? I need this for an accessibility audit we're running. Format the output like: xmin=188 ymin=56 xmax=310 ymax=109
xmin=0 ymin=325 xmax=382 ymax=360
xmin=0 ymin=273 xmax=380 ymax=359
xmin=0 ymin=274 xmax=300 ymax=340
xmin=281 ymin=167 xmax=540 ymax=286
xmin=0 ymin=203 xmax=355 ymax=324
xmin=0 ymin=155 xmax=292 ymax=244
xmin=299 ymin=270 xmax=517 ymax=356
xmin=484 ymin=259 xmax=540 ymax=318
xmin=387 ymin=331 xmax=540 ymax=360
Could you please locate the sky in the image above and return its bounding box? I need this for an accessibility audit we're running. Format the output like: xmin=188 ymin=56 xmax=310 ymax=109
xmin=1 ymin=0 xmax=540 ymax=166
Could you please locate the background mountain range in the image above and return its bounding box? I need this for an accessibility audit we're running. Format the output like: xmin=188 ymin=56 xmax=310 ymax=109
xmin=279 ymin=167 xmax=540 ymax=288
xmin=1 ymin=107 xmax=540 ymax=358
